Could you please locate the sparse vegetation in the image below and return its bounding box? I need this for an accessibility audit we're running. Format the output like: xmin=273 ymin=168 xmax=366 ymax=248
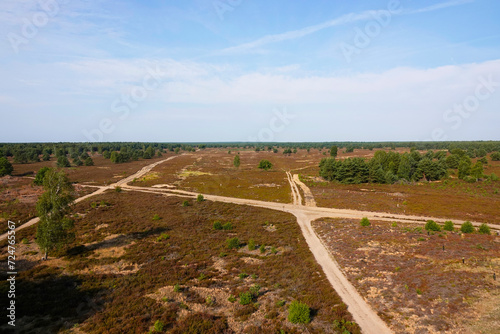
xmin=360 ymin=217 xmax=370 ymax=227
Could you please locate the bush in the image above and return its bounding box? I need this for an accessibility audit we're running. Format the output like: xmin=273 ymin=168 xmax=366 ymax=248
xmin=258 ymin=160 xmax=273 ymax=171
xmin=248 ymin=239 xmax=256 ymax=251
xmin=182 ymin=200 xmax=190 ymax=207
xmin=222 ymin=222 xmax=233 ymax=230
xmin=226 ymin=237 xmax=240 ymax=249
xmin=152 ymin=214 xmax=161 ymax=221
xmin=153 ymin=320 xmax=164 ymax=332
xmin=249 ymin=284 xmax=261 ymax=297
xmin=34 ymin=167 xmax=50 ymax=186
xmin=443 ymin=221 xmax=454 ymax=231
xmin=197 ymin=194 xmax=204 ymax=202
xmin=239 ymin=292 xmax=253 ymax=305
xmin=360 ymin=217 xmax=370 ymax=227
xmin=461 ymin=221 xmax=475 ymax=234
xmin=259 ymin=244 xmax=266 ymax=253
xmin=0 ymin=157 xmax=14 ymax=177
xmin=288 ymin=300 xmax=311 ymax=324
xmin=425 ymin=220 xmax=441 ymax=232
xmin=213 ymin=221 xmax=223 ymax=230
xmin=173 ymin=283 xmax=181 ymax=293
xmin=157 ymin=233 xmax=169 ymax=242
xmin=114 ymin=186 xmax=122 ymax=193
xmin=478 ymin=223 xmax=491 ymax=235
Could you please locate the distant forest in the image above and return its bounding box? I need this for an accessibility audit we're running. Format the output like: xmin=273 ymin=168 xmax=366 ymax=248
xmin=1 ymin=141 xmax=499 ymax=183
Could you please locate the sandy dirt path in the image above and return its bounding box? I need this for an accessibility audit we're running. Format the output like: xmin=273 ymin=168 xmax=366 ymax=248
xmin=292 ymin=174 xmax=316 ymax=207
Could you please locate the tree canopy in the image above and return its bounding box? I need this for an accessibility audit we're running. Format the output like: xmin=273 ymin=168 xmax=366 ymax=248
xmin=36 ymin=169 xmax=75 ymax=259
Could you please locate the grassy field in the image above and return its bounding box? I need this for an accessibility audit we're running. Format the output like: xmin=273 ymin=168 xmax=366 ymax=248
xmin=0 ymin=191 xmax=359 ymax=333
xmin=312 ymin=218 xmax=500 ymax=333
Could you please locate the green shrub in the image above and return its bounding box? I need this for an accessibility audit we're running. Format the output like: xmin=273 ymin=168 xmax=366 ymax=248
xmin=182 ymin=200 xmax=190 ymax=207
xmin=271 ymin=246 xmax=278 ymax=254
xmin=226 ymin=237 xmax=240 ymax=249
xmin=239 ymin=273 xmax=249 ymax=279
xmin=259 ymin=244 xmax=266 ymax=253
xmin=239 ymin=292 xmax=253 ymax=305
xmin=222 ymin=222 xmax=233 ymax=230
xmin=197 ymin=194 xmax=204 ymax=202
xmin=206 ymin=296 xmax=214 ymax=306
xmin=21 ymin=238 xmax=29 ymax=244
xmin=213 ymin=221 xmax=223 ymax=230
xmin=228 ymin=295 xmax=237 ymax=303
xmin=173 ymin=283 xmax=181 ymax=293
xmin=114 ymin=186 xmax=122 ymax=193
xmin=258 ymin=159 xmax=273 ymax=170
xmin=425 ymin=220 xmax=441 ymax=232
xmin=360 ymin=217 xmax=370 ymax=227
xmin=156 ymin=233 xmax=170 ymax=242
xmin=478 ymin=223 xmax=491 ymax=235
xmin=288 ymin=300 xmax=311 ymax=324
xmin=461 ymin=221 xmax=475 ymax=234
xmin=443 ymin=221 xmax=454 ymax=231
xmin=248 ymin=239 xmax=256 ymax=251
xmin=152 ymin=214 xmax=161 ymax=221
xmin=276 ymin=300 xmax=286 ymax=307
xmin=250 ymin=284 xmax=261 ymax=297
xmin=153 ymin=320 xmax=164 ymax=332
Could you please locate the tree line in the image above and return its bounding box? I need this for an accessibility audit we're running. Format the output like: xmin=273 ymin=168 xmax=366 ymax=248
xmin=319 ymin=148 xmax=497 ymax=184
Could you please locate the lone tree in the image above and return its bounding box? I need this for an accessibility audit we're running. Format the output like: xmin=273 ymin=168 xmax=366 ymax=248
xmin=233 ymin=155 xmax=240 ymax=168
xmin=330 ymin=145 xmax=338 ymax=158
xmin=258 ymin=160 xmax=273 ymax=171
xmin=36 ymin=169 xmax=75 ymax=259
xmin=0 ymin=157 xmax=14 ymax=176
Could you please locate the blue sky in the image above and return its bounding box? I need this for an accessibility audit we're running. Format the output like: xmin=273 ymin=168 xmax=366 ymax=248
xmin=1 ymin=0 xmax=499 ymax=142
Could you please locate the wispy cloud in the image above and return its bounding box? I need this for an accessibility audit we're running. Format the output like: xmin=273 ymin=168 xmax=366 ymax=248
xmin=219 ymin=0 xmax=474 ymax=55
xmin=405 ymin=0 xmax=474 ymax=15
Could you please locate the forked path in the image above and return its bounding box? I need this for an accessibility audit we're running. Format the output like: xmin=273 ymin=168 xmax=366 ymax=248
xmin=4 ymin=159 xmax=499 ymax=334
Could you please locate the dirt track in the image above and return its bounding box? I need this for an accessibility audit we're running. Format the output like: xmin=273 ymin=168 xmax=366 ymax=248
xmin=4 ymin=157 xmax=500 ymax=334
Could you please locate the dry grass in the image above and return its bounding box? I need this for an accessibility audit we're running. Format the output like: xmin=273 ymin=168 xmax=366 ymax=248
xmin=0 ymin=190 xmax=359 ymax=333
xmin=312 ymin=218 xmax=500 ymax=333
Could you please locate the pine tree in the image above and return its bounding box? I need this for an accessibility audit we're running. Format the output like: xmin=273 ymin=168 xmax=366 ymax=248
xmin=470 ymin=161 xmax=483 ymax=181
xmin=233 ymin=155 xmax=241 ymax=168
xmin=397 ymin=154 xmax=412 ymax=180
xmin=0 ymin=157 xmax=13 ymax=176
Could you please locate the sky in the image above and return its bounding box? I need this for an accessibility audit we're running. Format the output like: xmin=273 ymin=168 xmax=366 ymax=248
xmin=1 ymin=0 xmax=499 ymax=143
